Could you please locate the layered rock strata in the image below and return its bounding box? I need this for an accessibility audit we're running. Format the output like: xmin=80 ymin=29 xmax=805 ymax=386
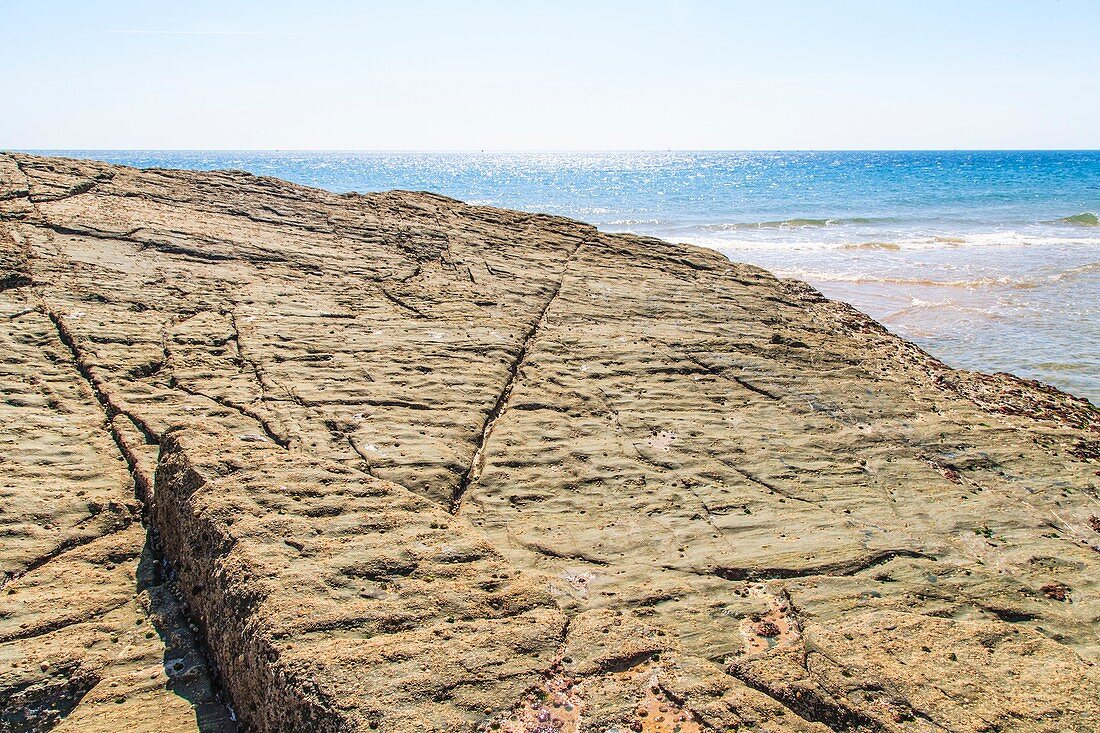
xmin=2 ymin=153 xmax=1099 ymax=732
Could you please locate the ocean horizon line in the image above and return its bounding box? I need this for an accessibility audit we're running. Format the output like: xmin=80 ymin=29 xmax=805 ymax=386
xmin=12 ymin=147 xmax=1100 ymax=154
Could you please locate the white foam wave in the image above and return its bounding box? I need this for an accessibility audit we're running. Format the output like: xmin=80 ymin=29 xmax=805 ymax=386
xmin=605 ymin=218 xmax=666 ymax=226
xmin=769 ymin=269 xmax=1041 ymax=289
xmin=1049 ymin=261 xmax=1100 ymax=282
xmin=674 ymin=230 xmax=1100 ymax=253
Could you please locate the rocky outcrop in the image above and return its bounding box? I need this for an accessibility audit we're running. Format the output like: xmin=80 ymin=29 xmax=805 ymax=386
xmin=1 ymin=152 xmax=1098 ymax=732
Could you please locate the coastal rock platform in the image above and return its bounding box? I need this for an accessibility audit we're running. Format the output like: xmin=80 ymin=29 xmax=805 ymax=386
xmin=2 ymin=153 xmax=1099 ymax=732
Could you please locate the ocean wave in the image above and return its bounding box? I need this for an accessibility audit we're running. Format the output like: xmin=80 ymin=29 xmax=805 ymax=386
xmin=1057 ymin=212 xmax=1099 ymax=226
xmin=767 ymin=262 xmax=1100 ymax=289
xmin=680 ymin=229 xmax=1100 ymax=253
xmin=605 ymin=218 xmax=667 ymax=226
xmin=1049 ymin=261 xmax=1100 ymax=282
xmin=837 ymin=235 xmax=965 ymax=248
xmin=697 ymin=216 xmax=897 ymax=232
xmin=771 ymin=269 xmax=1042 ymax=289
xmin=882 ymin=299 xmax=1005 ymax=317
xmin=840 ymin=241 xmax=902 ymax=251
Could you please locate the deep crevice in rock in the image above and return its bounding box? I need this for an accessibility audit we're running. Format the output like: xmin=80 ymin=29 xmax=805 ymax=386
xmin=725 ymin=664 xmax=882 ymax=733
xmin=450 ymin=241 xmax=585 ymax=514
xmin=39 ymin=306 xmax=238 ymax=732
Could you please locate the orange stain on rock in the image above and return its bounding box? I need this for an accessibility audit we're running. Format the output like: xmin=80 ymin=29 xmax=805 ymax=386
xmin=495 ymin=673 xmax=582 ymax=733
xmin=736 ymin=585 xmax=801 ymax=657
xmin=490 ymin=662 xmax=704 ymax=733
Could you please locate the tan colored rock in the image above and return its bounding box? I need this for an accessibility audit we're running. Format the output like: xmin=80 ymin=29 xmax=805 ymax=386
xmin=2 ymin=152 xmax=1099 ymax=731
xmin=0 ymin=227 xmax=232 ymax=733
xmin=153 ymin=427 xmax=566 ymax=732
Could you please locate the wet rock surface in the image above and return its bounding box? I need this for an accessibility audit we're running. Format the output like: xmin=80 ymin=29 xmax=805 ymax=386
xmin=1 ymin=152 xmax=1098 ymax=732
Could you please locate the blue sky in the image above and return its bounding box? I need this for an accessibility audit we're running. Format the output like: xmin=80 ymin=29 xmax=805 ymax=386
xmin=2 ymin=1 xmax=1098 ymax=150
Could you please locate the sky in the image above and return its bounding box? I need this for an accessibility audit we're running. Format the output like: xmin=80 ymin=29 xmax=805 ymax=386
xmin=2 ymin=1 xmax=1098 ymax=150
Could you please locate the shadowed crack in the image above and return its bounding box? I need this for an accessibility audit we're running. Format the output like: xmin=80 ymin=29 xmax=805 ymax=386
xmin=516 ymin=540 xmax=611 ymax=567
xmin=0 ymin=599 xmax=133 ymax=644
xmin=289 ymin=396 xmax=432 ymax=409
xmin=36 ymin=307 xmax=237 ymax=732
xmin=642 ymin=337 xmax=782 ymax=401
xmin=172 ymin=381 xmax=291 ymax=448
xmin=714 ymin=549 xmax=931 ymax=582
xmin=725 ymin=663 xmax=882 ymax=733
xmin=30 ymin=176 xmax=107 ymax=203
xmin=711 ymin=455 xmax=817 ymax=505
xmin=651 ymin=682 xmax=719 ymax=732
xmin=450 ymin=241 xmax=585 ymax=514
xmin=228 ymin=311 xmax=292 ymax=403
xmin=0 ymin=273 xmax=32 ymax=292
xmin=379 ymin=286 xmax=430 ymax=319
xmin=680 ymin=350 xmax=781 ymax=400
xmin=346 ymin=435 xmax=379 ymax=477
xmin=159 ymin=313 xmax=293 ymax=448
xmin=7 ymin=154 xmax=112 ymax=203
xmin=37 ymin=219 xmax=315 ymax=271
xmin=1 ymin=522 xmax=134 ymax=591
xmin=46 ymin=310 xmax=160 ymax=501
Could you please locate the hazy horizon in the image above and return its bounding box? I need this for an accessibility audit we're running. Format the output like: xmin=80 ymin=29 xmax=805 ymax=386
xmin=16 ymin=147 xmax=1100 ymax=153
xmin=4 ymin=1 xmax=1098 ymax=150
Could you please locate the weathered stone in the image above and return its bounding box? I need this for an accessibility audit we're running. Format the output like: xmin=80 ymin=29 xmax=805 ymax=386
xmin=2 ymin=152 xmax=1098 ymax=732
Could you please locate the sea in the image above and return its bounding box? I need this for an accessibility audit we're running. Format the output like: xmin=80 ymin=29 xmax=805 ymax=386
xmin=35 ymin=151 xmax=1100 ymax=404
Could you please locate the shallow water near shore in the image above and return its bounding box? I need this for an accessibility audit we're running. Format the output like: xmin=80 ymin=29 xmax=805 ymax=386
xmin=33 ymin=150 xmax=1100 ymax=403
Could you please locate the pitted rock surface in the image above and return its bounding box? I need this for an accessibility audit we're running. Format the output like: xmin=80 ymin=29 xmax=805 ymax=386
xmin=2 ymin=152 xmax=1099 ymax=732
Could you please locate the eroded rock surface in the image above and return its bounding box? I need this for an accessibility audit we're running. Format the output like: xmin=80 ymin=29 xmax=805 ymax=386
xmin=2 ymin=152 xmax=1099 ymax=732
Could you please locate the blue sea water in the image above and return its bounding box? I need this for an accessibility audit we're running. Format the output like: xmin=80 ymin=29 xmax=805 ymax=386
xmin=34 ymin=151 xmax=1100 ymax=402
